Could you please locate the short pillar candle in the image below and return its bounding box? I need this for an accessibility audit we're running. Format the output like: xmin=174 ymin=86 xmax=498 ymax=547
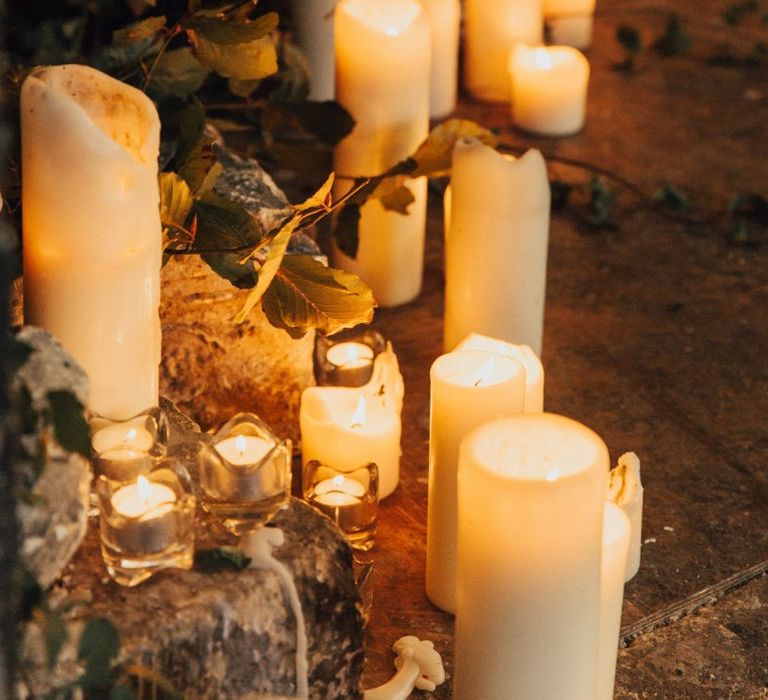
xmin=509 ymin=45 xmax=590 ymax=137
xmin=454 ymin=413 xmax=608 ymax=700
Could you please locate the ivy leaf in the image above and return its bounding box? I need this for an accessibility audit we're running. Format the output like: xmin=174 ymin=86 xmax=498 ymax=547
xmin=587 ymin=176 xmax=618 ymax=229
xmin=189 ymin=32 xmax=277 ymax=80
xmin=653 ymin=184 xmax=691 ymax=211
xmin=410 ymin=119 xmax=498 ymax=178
xmin=112 ymin=16 xmax=167 ymax=46
xmin=78 ymin=618 xmax=120 ymax=689
xmin=194 ymin=547 xmax=251 ymax=572
xmin=185 ymin=12 xmax=278 ymax=44
xmin=333 ymin=202 xmax=362 ymax=259
xmin=653 ymin=14 xmax=691 ymax=56
xmin=262 ymin=255 xmax=375 ymax=338
xmin=46 ymin=390 xmax=90 ymax=457
xmin=146 ymin=47 xmax=210 ymax=100
xmin=373 ymin=177 xmax=415 ymax=214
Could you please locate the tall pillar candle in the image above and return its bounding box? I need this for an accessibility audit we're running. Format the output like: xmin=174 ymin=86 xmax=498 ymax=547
xmin=464 ymin=0 xmax=543 ymax=102
xmin=332 ymin=0 xmax=431 ymax=307
xmin=509 ymin=44 xmax=590 ymax=136
xmin=455 ymin=333 xmax=545 ymax=413
xmin=599 ymin=502 xmax=631 ymax=700
xmin=444 ymin=140 xmax=550 ymax=355
xmin=21 ymin=64 xmax=161 ymax=420
xmin=420 ymin=0 xmax=461 ymax=118
xmin=454 ymin=413 xmax=607 ymax=700
xmin=291 ymin=0 xmax=337 ymax=101
xmin=426 ymin=349 xmax=526 ymax=613
xmin=543 ymin=0 xmax=596 ymax=49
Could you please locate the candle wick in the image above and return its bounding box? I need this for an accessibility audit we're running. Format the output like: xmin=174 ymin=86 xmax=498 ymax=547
xmin=350 ymin=422 xmax=363 ymax=430
xmin=474 ymin=379 xmax=483 ymax=387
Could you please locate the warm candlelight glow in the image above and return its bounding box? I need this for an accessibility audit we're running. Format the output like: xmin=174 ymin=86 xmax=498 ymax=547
xmin=534 ymin=47 xmax=555 ymax=69
xmin=344 ymin=0 xmax=421 ymax=33
xmin=327 ymin=342 xmax=374 ymax=369
xmin=137 ymin=474 xmax=150 ymax=501
xmin=235 ymin=435 xmax=247 ymax=458
xmin=350 ymin=395 xmax=367 ymax=429
xmin=214 ymin=434 xmax=274 ymax=466
xmin=111 ymin=475 xmax=176 ymax=519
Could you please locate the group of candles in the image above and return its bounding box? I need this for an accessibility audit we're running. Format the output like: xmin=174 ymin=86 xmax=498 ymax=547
xmin=424 ymin=332 xmax=643 ymax=699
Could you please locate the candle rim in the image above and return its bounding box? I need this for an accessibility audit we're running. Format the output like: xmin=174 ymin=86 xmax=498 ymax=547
xmin=431 ymin=349 xmax=525 ymax=388
xmin=338 ymin=0 xmax=423 ymax=35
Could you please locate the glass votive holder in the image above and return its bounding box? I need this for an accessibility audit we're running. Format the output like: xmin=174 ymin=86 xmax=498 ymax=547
xmin=199 ymin=412 xmax=292 ymax=535
xmin=97 ymin=459 xmax=196 ymax=587
xmin=89 ymin=406 xmax=169 ymax=459
xmin=314 ymin=327 xmax=387 ymax=387
xmin=302 ymin=460 xmax=379 ymax=552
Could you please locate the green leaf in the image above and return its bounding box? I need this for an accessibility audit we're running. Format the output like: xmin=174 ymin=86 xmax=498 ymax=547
xmin=185 ymin=12 xmax=278 ymax=45
xmin=78 ymin=618 xmax=120 ymax=688
xmin=333 ymin=202 xmax=362 ymax=259
xmin=724 ymin=0 xmax=759 ymax=25
xmin=373 ymin=177 xmax=415 ymax=214
xmin=177 ymin=136 xmax=219 ymax=195
xmin=653 ymin=14 xmax=691 ymax=56
xmin=47 ymin=390 xmax=90 ymax=457
xmin=190 ymin=33 xmax=277 ymax=81
xmin=410 ymin=119 xmax=498 ymax=178
xmin=113 ymin=16 xmax=167 ymax=46
xmin=587 ymin=176 xmax=618 ymax=229
xmin=194 ymin=547 xmax=251 ymax=572
xmin=147 ymin=47 xmax=210 ymax=100
xmin=653 ymin=184 xmax=691 ymax=211
xmin=616 ymin=24 xmax=642 ymax=54
xmin=288 ymin=101 xmax=355 ymax=148
xmin=261 ymin=255 xmax=375 ymax=338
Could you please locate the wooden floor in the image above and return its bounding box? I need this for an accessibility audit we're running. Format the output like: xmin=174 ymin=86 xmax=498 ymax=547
xmin=360 ymin=1 xmax=768 ymax=696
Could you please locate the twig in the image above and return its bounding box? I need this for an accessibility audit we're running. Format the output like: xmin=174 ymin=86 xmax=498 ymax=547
xmin=620 ymin=559 xmax=768 ymax=647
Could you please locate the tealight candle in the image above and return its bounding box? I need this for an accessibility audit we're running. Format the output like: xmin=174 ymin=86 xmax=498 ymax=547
xmin=215 ymin=434 xmax=274 ymax=467
xmin=509 ymin=44 xmax=590 ymax=137
xmin=444 ymin=140 xmax=550 ymax=356
xmin=109 ymin=475 xmax=177 ymax=554
xmin=426 ymin=349 xmax=526 ymax=613
xmin=543 ymin=0 xmax=596 ymax=49
xmin=464 ymin=0 xmax=544 ymax=102
xmin=21 ymin=64 xmax=161 ymax=419
xmin=454 ymin=413 xmax=607 ymax=700
xmin=455 ymin=333 xmax=545 ymax=413
xmin=325 ymin=342 xmax=376 ymax=387
xmin=599 ymin=502 xmax=631 ymax=700
xmin=303 ymin=461 xmax=379 ymax=551
xmin=92 ymin=424 xmax=154 ymax=455
xmin=332 ymin=0 xmax=431 ymax=307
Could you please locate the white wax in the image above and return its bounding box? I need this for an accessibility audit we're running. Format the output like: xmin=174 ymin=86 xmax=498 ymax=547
xmin=599 ymin=502 xmax=631 ymax=700
xmin=301 ymin=389 xmax=401 ymax=499
xmin=444 ymin=141 xmax=550 ymax=356
xmin=21 ymin=65 xmax=161 ymax=420
xmin=111 ymin=477 xmax=176 ymax=519
xmin=419 ymin=0 xmax=461 ymax=118
xmin=215 ymin=435 xmax=274 ymax=466
xmin=426 ymin=350 xmax=526 ymax=613
xmin=332 ymin=0 xmax=431 ymax=307
xmin=464 ymin=0 xmax=543 ymax=102
xmin=326 ymin=342 xmax=375 ymax=370
xmin=314 ymin=491 xmax=361 ymax=507
xmin=455 ymin=333 xmax=545 ymax=413
xmin=315 ymin=474 xmax=366 ymax=498
xmin=92 ymin=424 xmax=154 ymax=454
xmin=94 ymin=447 xmax=152 ymax=482
xmin=454 ymin=413 xmax=608 ymax=700
xmin=509 ymin=45 xmax=590 ymax=137
xmin=608 ymin=451 xmax=644 ymax=581
xmin=291 ymin=0 xmax=337 ymax=101
xmin=547 ymin=14 xmax=594 ymax=49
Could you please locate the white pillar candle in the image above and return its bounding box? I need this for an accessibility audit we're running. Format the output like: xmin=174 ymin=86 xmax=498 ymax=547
xmin=455 ymin=333 xmax=545 ymax=413
xmin=454 ymin=413 xmax=608 ymax=700
xmin=509 ymin=45 xmax=590 ymax=137
xmin=464 ymin=0 xmax=543 ymax=102
xmin=543 ymin=0 xmax=596 ymax=49
xmin=332 ymin=0 xmax=431 ymax=307
xmin=608 ymin=451 xmax=644 ymax=581
xmin=21 ymin=64 xmax=162 ymax=420
xmin=301 ymin=392 xmax=401 ymax=499
xmin=426 ymin=349 xmax=526 ymax=613
xmin=599 ymin=502 xmax=631 ymax=700
xmin=291 ymin=0 xmax=337 ymax=101
xmin=419 ymin=0 xmax=461 ymax=118
xmin=444 ymin=140 xmax=550 ymax=356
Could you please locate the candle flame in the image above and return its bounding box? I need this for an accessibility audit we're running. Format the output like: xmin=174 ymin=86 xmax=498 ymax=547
xmin=137 ymin=474 xmax=151 ymax=501
xmin=474 ymin=358 xmax=495 ymax=387
xmin=332 ymin=475 xmax=345 ymax=489
xmin=350 ymin=395 xmax=367 ymax=430
xmin=125 ymin=427 xmax=137 ymax=443
xmin=534 ymin=47 xmax=554 ymax=70
xmin=545 ymin=468 xmax=559 ymax=482
xmin=235 ymin=434 xmax=247 ymax=456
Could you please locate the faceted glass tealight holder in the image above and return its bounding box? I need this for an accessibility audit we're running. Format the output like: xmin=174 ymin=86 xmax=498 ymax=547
xmin=199 ymin=412 xmax=292 ymax=536
xmin=314 ymin=326 xmax=387 ymax=387
xmin=302 ymin=460 xmax=379 ymax=552
xmin=89 ymin=405 xmax=170 ymax=460
xmin=97 ymin=459 xmax=196 ymax=587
